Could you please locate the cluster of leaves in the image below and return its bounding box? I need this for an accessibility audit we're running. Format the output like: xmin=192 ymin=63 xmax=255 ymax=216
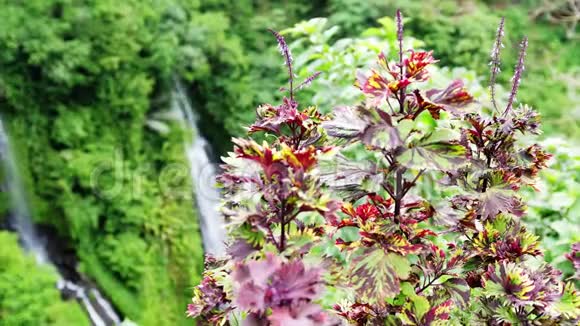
xmin=286 ymin=13 xmax=580 ymax=287
xmin=183 ymin=0 xmax=328 ymax=154
xmin=284 ymin=13 xmax=579 ymax=286
xmin=283 ymin=16 xmax=500 ymax=121
xmin=187 ymin=29 xmax=340 ymax=323
xmin=188 ymin=12 xmax=580 ymax=325
xmin=282 ymin=16 xmax=425 ymax=110
xmin=522 ymin=137 xmax=580 ymax=276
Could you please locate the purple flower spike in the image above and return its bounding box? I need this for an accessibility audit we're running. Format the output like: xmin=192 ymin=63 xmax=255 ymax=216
xmin=396 ymin=9 xmax=404 ymax=46
xmin=295 ymin=71 xmax=321 ymax=91
xmin=396 ymin=9 xmax=404 ymax=68
xmin=489 ymin=17 xmax=505 ymax=111
xmin=269 ymin=29 xmax=295 ymax=100
xmin=505 ymin=36 xmax=528 ymax=116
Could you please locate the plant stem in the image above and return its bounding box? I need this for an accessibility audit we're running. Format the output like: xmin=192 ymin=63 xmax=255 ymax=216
xmin=386 ymin=98 xmax=396 ymax=115
xmin=398 ymin=90 xmax=406 ymax=114
xmin=267 ymin=226 xmax=280 ymax=250
xmin=398 ymin=40 xmax=406 ymax=114
xmin=481 ymin=155 xmax=492 ymax=192
xmin=401 ymin=169 xmax=424 ymax=198
xmin=279 ymin=204 xmax=286 ymax=252
xmin=417 ymin=272 xmax=443 ymax=294
xmin=289 ymin=68 xmax=294 ymax=102
xmin=394 ymin=168 xmax=403 ymax=222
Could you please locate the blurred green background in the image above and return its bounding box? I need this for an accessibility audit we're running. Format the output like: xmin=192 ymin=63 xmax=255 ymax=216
xmin=0 ymin=0 xmax=577 ymax=325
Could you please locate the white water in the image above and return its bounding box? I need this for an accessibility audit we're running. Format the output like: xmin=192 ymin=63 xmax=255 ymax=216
xmin=0 ymin=116 xmax=121 ymax=326
xmin=57 ymin=280 xmax=122 ymax=326
xmin=91 ymin=288 xmax=122 ymax=324
xmin=0 ymin=118 xmax=48 ymax=263
xmin=172 ymin=80 xmax=225 ymax=255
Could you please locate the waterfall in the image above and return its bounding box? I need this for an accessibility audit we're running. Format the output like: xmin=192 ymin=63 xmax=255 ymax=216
xmin=0 ymin=116 xmax=121 ymax=326
xmin=172 ymin=80 xmax=225 ymax=255
xmin=58 ymin=280 xmax=121 ymax=326
xmin=0 ymin=118 xmax=48 ymax=263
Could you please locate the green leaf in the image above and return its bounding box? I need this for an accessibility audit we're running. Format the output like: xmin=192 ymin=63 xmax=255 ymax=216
xmin=412 ymin=295 xmax=431 ymax=320
xmin=441 ymin=278 xmax=470 ymax=308
xmin=398 ymin=126 xmax=465 ymax=171
xmin=400 ymin=281 xmax=431 ymax=320
xmin=494 ymin=306 xmax=520 ymax=324
xmin=554 ymin=283 xmax=580 ymax=319
xmin=385 ymin=252 xmax=412 ymax=279
xmin=349 ymin=250 xmax=410 ymax=303
xmin=399 ymin=141 xmax=465 ymax=171
xmin=400 ymin=282 xmax=416 ymax=297
xmin=397 ymin=119 xmax=416 ymax=140
xmin=415 ymin=110 xmax=437 ymax=134
xmin=336 ymin=226 xmax=361 ymax=242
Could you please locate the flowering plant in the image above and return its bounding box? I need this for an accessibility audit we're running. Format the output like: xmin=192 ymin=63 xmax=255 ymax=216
xmin=187 ymin=11 xmax=580 ymax=325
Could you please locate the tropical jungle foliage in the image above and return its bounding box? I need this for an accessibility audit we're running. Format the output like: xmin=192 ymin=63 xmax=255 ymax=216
xmin=187 ymin=12 xmax=580 ymax=325
xmin=0 ymin=0 xmax=578 ymax=325
xmin=0 ymin=1 xmax=206 ymax=323
xmin=0 ymin=231 xmax=90 ymax=325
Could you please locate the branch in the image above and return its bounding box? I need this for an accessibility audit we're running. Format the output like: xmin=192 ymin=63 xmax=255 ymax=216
xmin=401 ymin=169 xmax=425 ymax=198
xmin=267 ymin=226 xmax=280 ymax=250
xmin=279 ymin=203 xmax=286 ymax=252
xmin=416 ymin=267 xmax=448 ymax=294
xmin=416 ymin=273 xmax=442 ymax=294
xmin=481 ymin=155 xmax=493 ymax=192
xmin=382 ymin=181 xmax=396 ymax=200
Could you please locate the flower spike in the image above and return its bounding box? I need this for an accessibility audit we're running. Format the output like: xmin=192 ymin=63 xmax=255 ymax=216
xmin=396 ymin=9 xmax=407 ymax=113
xmin=396 ymin=9 xmax=404 ymax=70
xmin=489 ymin=17 xmax=505 ymax=112
xmin=504 ymin=36 xmax=528 ymax=116
xmin=269 ymin=29 xmax=295 ymax=100
xmin=295 ymin=71 xmax=322 ymax=91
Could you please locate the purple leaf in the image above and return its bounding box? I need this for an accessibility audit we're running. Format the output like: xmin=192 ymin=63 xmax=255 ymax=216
xmin=478 ymin=188 xmax=525 ymax=220
xmin=440 ymin=277 xmax=470 ymax=308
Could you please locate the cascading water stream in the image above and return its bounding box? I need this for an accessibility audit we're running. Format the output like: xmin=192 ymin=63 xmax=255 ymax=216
xmin=0 ymin=117 xmax=121 ymax=326
xmin=0 ymin=118 xmax=48 ymax=264
xmin=172 ymin=80 xmax=226 ymax=255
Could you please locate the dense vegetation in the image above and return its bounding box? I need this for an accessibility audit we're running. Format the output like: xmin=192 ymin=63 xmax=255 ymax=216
xmin=0 ymin=0 xmax=318 ymax=323
xmin=187 ymin=12 xmax=580 ymax=324
xmin=0 ymin=0 xmax=577 ymax=324
xmin=0 ymin=1 xmax=209 ymax=323
xmin=0 ymin=231 xmax=89 ymax=325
